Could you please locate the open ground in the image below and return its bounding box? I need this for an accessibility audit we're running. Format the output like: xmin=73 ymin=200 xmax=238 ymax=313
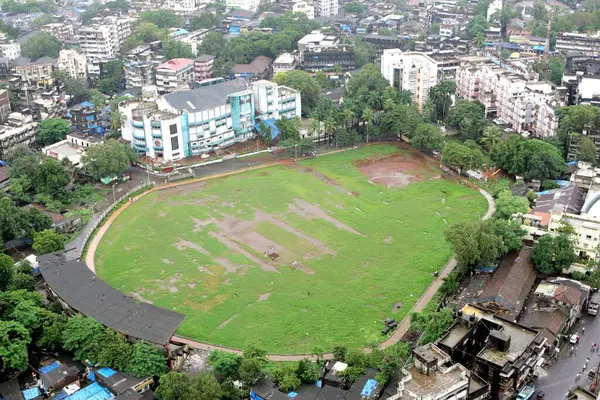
xmin=94 ymin=144 xmax=487 ymax=353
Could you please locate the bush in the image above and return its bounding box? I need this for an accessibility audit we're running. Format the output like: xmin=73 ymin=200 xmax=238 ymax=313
xmin=542 ymin=180 xmax=560 ymax=190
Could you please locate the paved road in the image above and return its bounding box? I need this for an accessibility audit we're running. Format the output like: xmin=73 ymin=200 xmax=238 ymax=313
xmin=82 ymin=144 xmax=496 ymax=361
xmin=535 ymin=315 xmax=600 ymax=399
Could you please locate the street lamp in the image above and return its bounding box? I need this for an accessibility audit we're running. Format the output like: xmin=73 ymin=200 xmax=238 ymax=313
xmin=112 ymin=183 xmax=117 ymax=203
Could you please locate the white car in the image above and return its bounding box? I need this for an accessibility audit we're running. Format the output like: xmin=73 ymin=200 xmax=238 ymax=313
xmin=570 ymin=334 xmax=580 ymax=344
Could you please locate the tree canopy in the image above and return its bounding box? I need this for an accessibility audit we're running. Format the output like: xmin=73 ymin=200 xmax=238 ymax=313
xmin=532 ymin=232 xmax=575 ymax=275
xmin=273 ymin=70 xmax=320 ymax=116
xmin=445 ymin=220 xmax=509 ymax=271
xmin=21 ymin=32 xmax=61 ymax=59
xmin=33 ymin=229 xmax=66 ymax=255
xmin=578 ymin=135 xmax=598 ymax=166
xmin=411 ymin=124 xmax=444 ymax=151
xmin=447 ymin=101 xmax=486 ymax=141
xmin=494 ymin=190 xmax=530 ymax=219
xmin=38 ymin=118 xmax=70 ymax=146
xmin=82 ymin=139 xmax=137 ymax=180
xmin=442 ymin=142 xmax=484 ymax=173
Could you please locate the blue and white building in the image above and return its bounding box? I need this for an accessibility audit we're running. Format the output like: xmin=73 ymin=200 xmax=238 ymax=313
xmin=119 ymin=79 xmax=301 ymax=162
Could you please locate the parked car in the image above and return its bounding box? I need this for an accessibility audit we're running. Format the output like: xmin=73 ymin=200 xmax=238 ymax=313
xmin=570 ymin=334 xmax=581 ymax=344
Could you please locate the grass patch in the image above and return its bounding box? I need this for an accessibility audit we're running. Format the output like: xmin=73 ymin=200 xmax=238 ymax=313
xmin=95 ymin=144 xmax=487 ymax=353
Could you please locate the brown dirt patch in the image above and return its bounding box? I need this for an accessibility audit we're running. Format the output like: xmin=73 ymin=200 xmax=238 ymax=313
xmin=290 ymin=261 xmax=315 ymax=275
xmin=209 ymin=231 xmax=279 ymax=273
xmin=258 ymin=292 xmax=272 ymax=301
xmin=392 ymin=301 xmax=403 ymax=313
xmin=356 ymin=150 xmax=441 ymax=188
xmin=288 ymin=199 xmax=364 ymax=236
xmin=384 ymin=236 xmax=393 ymax=244
xmin=172 ymin=238 xmax=210 ymax=256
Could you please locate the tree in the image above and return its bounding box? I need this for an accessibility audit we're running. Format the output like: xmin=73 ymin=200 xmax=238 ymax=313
xmin=361 ymin=107 xmax=374 ymax=143
xmin=137 ymin=10 xmax=179 ymax=28
xmin=297 ymin=359 xmax=320 ymax=383
xmin=32 ymin=157 xmax=70 ymax=195
xmin=62 ymin=316 xmax=104 ymax=360
xmin=92 ymin=329 xmax=132 ymax=371
xmin=209 ymin=351 xmax=241 ymax=380
xmin=37 ymin=311 xmax=66 ymax=351
xmin=278 ymin=372 xmax=301 ymax=392
xmin=445 ymin=220 xmax=507 ymax=271
xmin=82 ymin=139 xmax=137 ymax=180
xmin=0 ymin=197 xmax=28 ymax=244
xmin=481 ymin=125 xmax=504 ymax=151
xmin=493 ymin=218 xmax=525 ymax=252
xmin=0 ymin=320 xmax=30 ymax=371
xmin=190 ymin=373 xmax=223 ymax=399
xmin=0 ymin=253 xmax=14 ymax=291
xmin=333 ymin=345 xmax=347 ymax=361
xmin=9 ymin=273 xmax=33 ymax=291
xmin=33 ymin=230 xmax=65 ymax=255
xmin=410 ymin=308 xmax=455 ymax=344
xmin=412 ymin=124 xmax=444 ymax=151
xmin=156 ymin=372 xmax=192 ymax=400
xmin=532 ymin=233 xmax=576 ymax=275
xmin=343 ymin=1 xmax=364 ymax=13
xmin=163 ymin=40 xmax=194 ymax=60
xmin=380 ymin=104 xmax=422 ymax=138
xmin=442 ymin=142 xmax=484 ymax=173
xmin=38 ymin=118 xmax=70 ymax=146
xmin=428 ymin=80 xmax=456 ymax=121
xmin=447 ymin=101 xmax=486 ymax=141
xmin=190 ymin=13 xmax=217 ymax=30
xmin=345 ymin=64 xmax=388 ymax=111
xmin=274 ymin=70 xmax=320 ymax=116
xmin=127 ymin=342 xmax=167 ymax=377
xmin=557 ymin=105 xmax=600 ymax=146
xmin=21 ymin=32 xmax=60 ymax=59
xmin=467 ymin=14 xmax=489 ymax=39
xmin=579 ymin=135 xmax=598 ymax=166
xmin=32 ymin=14 xmax=53 ymax=27
xmin=495 ymin=190 xmax=529 ymax=219
xmin=493 ymin=137 xmax=566 ymax=181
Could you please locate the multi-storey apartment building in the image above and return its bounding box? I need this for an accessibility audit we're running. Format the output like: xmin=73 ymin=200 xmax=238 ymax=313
xmin=15 ymin=57 xmax=55 ymax=85
xmin=194 ymin=55 xmax=214 ymax=81
xmin=78 ymin=16 xmax=132 ymax=76
xmin=123 ymin=45 xmax=165 ymax=89
xmin=292 ymin=0 xmax=314 ymax=19
xmin=166 ymin=0 xmax=198 ymax=12
xmin=0 ymin=42 xmax=20 ymax=60
xmin=556 ymin=33 xmax=600 ymax=57
xmin=225 ymin=0 xmax=260 ymax=12
xmin=455 ymin=56 xmax=492 ymax=101
xmin=119 ymin=79 xmax=301 ymax=161
xmin=0 ymin=112 xmax=38 ymax=153
xmin=58 ymin=50 xmax=88 ymax=80
xmin=273 ymin=53 xmax=298 ymax=74
xmin=381 ymin=49 xmax=438 ymax=111
xmin=155 ymin=58 xmax=195 ymax=94
xmin=40 ymin=23 xmax=76 ymax=43
xmin=301 ymin=44 xmax=355 ymax=72
xmin=315 ymin=0 xmax=338 ymax=17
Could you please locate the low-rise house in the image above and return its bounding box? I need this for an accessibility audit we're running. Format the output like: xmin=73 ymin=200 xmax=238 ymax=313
xmin=194 ymin=54 xmax=214 ymax=81
xmin=568 ymin=386 xmax=597 ymax=399
xmin=272 ymin=52 xmax=298 ymax=75
xmin=90 ymin=367 xmax=153 ymax=397
xmin=231 ymin=56 xmax=273 ymax=80
xmin=43 ymin=133 xmax=103 ymax=166
xmin=38 ymin=359 xmax=85 ymax=395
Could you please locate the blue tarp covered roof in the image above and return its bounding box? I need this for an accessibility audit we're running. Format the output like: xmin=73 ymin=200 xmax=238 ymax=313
xmin=96 ymin=368 xmax=116 ymax=378
xmin=254 ymin=118 xmax=280 ymax=139
xmin=533 ymin=45 xmax=545 ymax=51
xmin=40 ymin=361 xmax=60 ymax=374
xmin=361 ymin=379 xmax=377 ymax=396
xmin=78 ymin=101 xmax=93 ymax=108
xmin=22 ymin=388 xmax=40 ymax=400
xmin=65 ymin=383 xmax=112 ymax=400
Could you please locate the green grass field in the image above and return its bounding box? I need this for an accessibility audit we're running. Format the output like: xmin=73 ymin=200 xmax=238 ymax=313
xmin=95 ymin=144 xmax=487 ymax=353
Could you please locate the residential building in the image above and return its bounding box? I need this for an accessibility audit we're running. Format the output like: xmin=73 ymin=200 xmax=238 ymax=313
xmin=43 ymin=133 xmax=103 ymax=166
xmin=231 ymin=56 xmax=273 ymax=79
xmin=0 ymin=113 xmax=38 ymax=153
xmin=301 ymin=44 xmax=355 ymax=72
xmin=225 ymin=0 xmax=260 ymax=12
xmin=562 ymin=74 xmax=600 ymax=106
xmin=0 ymin=89 xmax=11 ymax=124
xmin=15 ymin=56 xmax=56 ymax=84
xmin=119 ymin=79 xmax=301 ymax=161
xmin=58 ymin=49 xmax=88 ymax=80
xmin=567 ymin=386 xmax=597 ymax=400
xmin=194 ymin=54 xmax=214 ymax=81
xmin=78 ymin=16 xmax=132 ymax=75
xmin=175 ymin=28 xmax=213 ymax=56
xmin=556 ymin=33 xmax=600 ymax=57
xmin=124 ymin=45 xmax=165 ymax=89
xmin=166 ymin=0 xmax=199 ymax=12
xmin=292 ymin=0 xmax=314 ymax=19
xmin=0 ymin=42 xmax=20 ymax=60
xmin=364 ymin=35 xmax=402 ymax=57
xmin=40 ymin=23 xmax=76 ymax=43
xmin=155 ymin=58 xmax=195 ymax=94
xmin=315 ymin=0 xmax=338 ymax=17
xmin=272 ymin=52 xmax=298 ymax=74
xmin=390 ymin=343 xmax=490 ymax=400
xmin=437 ymin=305 xmax=546 ymax=400
xmin=381 ymin=49 xmax=438 ymax=111
xmin=297 ymin=32 xmax=339 ymax=52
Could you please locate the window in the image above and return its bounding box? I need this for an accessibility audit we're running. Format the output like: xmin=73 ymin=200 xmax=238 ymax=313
xmin=171 ymin=136 xmax=179 ymax=151
xmin=169 ymin=124 xmax=177 ymax=135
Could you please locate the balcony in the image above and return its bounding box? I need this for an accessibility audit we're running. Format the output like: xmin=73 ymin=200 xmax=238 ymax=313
xmin=152 ymin=132 xmax=162 ymax=138
xmin=132 ymin=131 xmax=146 ymax=140
xmin=131 ymin=120 xmax=144 ymax=128
xmin=133 ymin=142 xmax=148 ymax=151
xmin=151 ymin=120 xmax=161 ymax=128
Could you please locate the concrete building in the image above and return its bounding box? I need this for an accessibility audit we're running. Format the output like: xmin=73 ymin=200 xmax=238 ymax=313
xmin=78 ymin=16 xmax=132 ymax=75
xmin=391 ymin=343 xmax=490 ymax=400
xmin=15 ymin=57 xmax=56 ymax=84
xmin=0 ymin=113 xmax=38 ymax=153
xmin=175 ymin=29 xmax=213 ymax=56
xmin=297 ymin=32 xmax=339 ymax=52
xmin=381 ymin=49 xmax=438 ymax=111
xmin=438 ymin=305 xmax=546 ymax=400
xmin=40 ymin=23 xmax=76 ymax=43
xmin=119 ymin=79 xmax=301 ymax=161
xmin=272 ymin=52 xmax=298 ymax=74
xmin=58 ymin=50 xmax=88 ymax=80
xmin=123 ymin=45 xmax=165 ymax=89
xmin=166 ymin=0 xmax=199 ymax=12
xmin=292 ymin=0 xmax=314 ymax=19
xmin=155 ymin=58 xmax=195 ymax=94
xmin=42 ymin=133 xmax=103 ymax=166
xmin=231 ymin=56 xmax=273 ymax=79
xmin=0 ymin=42 xmax=20 ymax=60
xmin=0 ymin=89 xmax=11 ymax=124
xmin=225 ymin=0 xmax=260 ymax=12
xmin=301 ymin=44 xmax=355 ymax=73
xmin=194 ymin=55 xmax=214 ymax=81
xmin=556 ymin=33 xmax=600 ymax=57
xmin=315 ymin=0 xmax=338 ymax=17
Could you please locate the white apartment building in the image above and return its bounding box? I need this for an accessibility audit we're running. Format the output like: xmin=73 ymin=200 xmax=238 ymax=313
xmin=40 ymin=23 xmax=75 ymax=43
xmin=58 ymin=50 xmax=88 ymax=80
xmin=315 ymin=0 xmax=338 ymax=17
xmin=381 ymin=49 xmax=438 ymax=111
xmin=292 ymin=0 xmax=314 ymax=19
xmin=0 ymin=113 xmax=37 ymax=153
xmin=166 ymin=0 xmax=199 ymax=12
xmin=556 ymin=32 xmax=600 ymax=57
xmin=119 ymin=79 xmax=301 ymax=162
xmin=78 ymin=16 xmax=132 ymax=75
xmin=0 ymin=42 xmax=20 ymax=60
xmin=225 ymin=0 xmax=260 ymax=12
xmin=455 ymin=56 xmax=562 ymax=138
xmin=155 ymin=58 xmax=195 ymax=94
xmin=273 ymin=53 xmax=298 ymax=74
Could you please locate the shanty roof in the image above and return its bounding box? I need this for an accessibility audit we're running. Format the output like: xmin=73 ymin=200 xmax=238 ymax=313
xmin=535 ymin=185 xmax=584 ymax=215
xmin=231 ymin=56 xmax=273 ymax=74
xmin=38 ymin=253 xmax=185 ymax=345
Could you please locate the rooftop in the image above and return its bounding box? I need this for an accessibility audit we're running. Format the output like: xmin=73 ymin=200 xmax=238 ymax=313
xmin=163 ymin=79 xmax=250 ymax=113
xmin=231 ymin=56 xmax=273 ymax=74
xmin=92 ymin=367 xmax=149 ymax=395
xmin=195 ymin=54 xmax=214 ymax=62
xmin=38 ymin=253 xmax=185 ymax=345
xmin=535 ymin=185 xmax=585 ymax=215
xmin=399 ymin=364 xmax=467 ymax=399
xmin=155 ymin=58 xmax=194 ymax=71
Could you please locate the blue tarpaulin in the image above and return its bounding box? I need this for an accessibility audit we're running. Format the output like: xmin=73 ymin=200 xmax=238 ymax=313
xmin=568 ymin=160 xmax=578 ymax=165
xmin=79 ymin=101 xmax=93 ymax=109
xmin=65 ymin=383 xmax=112 ymax=400
xmin=254 ymin=118 xmax=280 ymax=139
xmin=22 ymin=388 xmax=41 ymax=400
xmin=96 ymin=367 xmax=116 ymax=378
xmin=40 ymin=361 xmax=60 ymax=374
xmin=360 ymin=379 xmax=377 ymax=397
xmin=54 ymin=389 xmax=69 ymax=400
xmin=288 ymin=392 xmax=298 ymax=398
xmin=532 ymin=45 xmax=545 ymax=51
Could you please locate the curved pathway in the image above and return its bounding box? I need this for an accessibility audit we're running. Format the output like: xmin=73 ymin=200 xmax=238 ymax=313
xmin=85 ymin=156 xmax=495 ymax=362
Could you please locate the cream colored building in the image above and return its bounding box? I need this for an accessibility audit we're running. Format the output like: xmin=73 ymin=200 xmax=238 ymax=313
xmin=58 ymin=49 xmax=88 ymax=80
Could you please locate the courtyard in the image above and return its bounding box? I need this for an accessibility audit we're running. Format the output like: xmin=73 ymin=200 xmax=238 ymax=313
xmin=94 ymin=144 xmax=487 ymax=353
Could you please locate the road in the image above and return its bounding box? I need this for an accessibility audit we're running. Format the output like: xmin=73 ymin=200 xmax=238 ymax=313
xmin=535 ymin=314 xmax=600 ymax=399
